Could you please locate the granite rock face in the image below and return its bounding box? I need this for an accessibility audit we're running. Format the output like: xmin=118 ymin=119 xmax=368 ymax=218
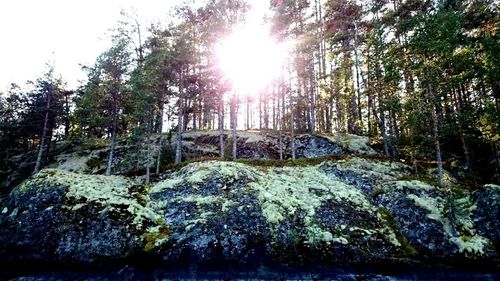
xmin=0 ymin=169 xmax=157 ymax=263
xmin=0 ymin=157 xmax=498 ymax=265
xmin=472 ymin=184 xmax=500 ymax=253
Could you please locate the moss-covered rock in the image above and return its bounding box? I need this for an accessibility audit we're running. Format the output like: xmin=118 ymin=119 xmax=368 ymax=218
xmin=0 ymin=169 xmax=159 ymax=263
xmin=146 ymin=159 xmax=497 ymax=264
xmin=473 ymin=184 xmax=500 ymax=254
xmin=375 ymin=180 xmax=495 ymax=259
xmin=1 ymin=158 xmax=498 ymax=266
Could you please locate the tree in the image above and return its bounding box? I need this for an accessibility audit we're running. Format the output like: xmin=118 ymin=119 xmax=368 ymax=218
xmin=33 ymin=66 xmax=65 ymax=173
xmin=95 ymin=39 xmax=132 ymax=176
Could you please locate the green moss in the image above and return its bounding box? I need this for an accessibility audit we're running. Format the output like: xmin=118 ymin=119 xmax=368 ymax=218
xmin=54 ymin=154 xmax=90 ymax=173
xmin=336 ymin=134 xmax=378 ymax=155
xmin=221 ymin=200 xmax=237 ymax=212
xmin=375 ymin=179 xmax=437 ymax=199
xmin=407 ymin=194 xmax=446 ymax=222
xmin=17 ymin=169 xmax=160 ymax=229
xmin=261 ymin=204 xmax=285 ymax=224
xmin=406 ymin=187 xmax=491 ymax=256
xmin=153 ymin=161 xmax=261 ymax=192
xmin=143 ymin=225 xmax=171 ymax=253
xmin=184 ymin=211 xmax=214 ymax=231
xmin=451 ymin=235 xmax=490 ymax=255
xmin=377 ymin=208 xmax=418 ymax=256
xmin=306 ymin=224 xmax=348 ymax=246
xmin=393 ymin=180 xmax=435 ymax=191
xmin=426 ymin=168 xmax=457 ymax=188
xmin=172 ymin=195 xmax=218 ymax=207
xmin=151 ymin=159 xmax=441 ymax=252
xmin=248 ymin=164 xmax=379 ymax=245
xmin=260 ymin=166 xmax=372 ymax=221
xmin=334 ymin=157 xmax=408 ymax=182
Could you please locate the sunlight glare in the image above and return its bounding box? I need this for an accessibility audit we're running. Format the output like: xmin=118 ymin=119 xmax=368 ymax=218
xmin=216 ymin=25 xmax=292 ymax=93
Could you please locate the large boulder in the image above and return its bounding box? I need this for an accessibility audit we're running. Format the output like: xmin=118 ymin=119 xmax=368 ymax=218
xmin=147 ymin=161 xmax=405 ymax=264
xmin=1 ymin=158 xmax=498 ymax=266
xmin=473 ymin=184 xmax=500 ymax=253
xmin=0 ymin=169 xmax=159 ymax=263
xmin=144 ymin=159 xmax=497 ymax=264
xmin=181 ymin=131 xmax=375 ymax=160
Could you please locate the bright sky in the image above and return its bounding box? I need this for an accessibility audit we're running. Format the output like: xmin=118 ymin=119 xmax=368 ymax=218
xmin=0 ymin=0 xmax=176 ymax=91
xmin=0 ymin=1 xmax=271 ymax=93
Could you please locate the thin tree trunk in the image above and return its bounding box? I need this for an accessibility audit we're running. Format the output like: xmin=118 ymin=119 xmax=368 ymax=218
xmin=353 ymin=23 xmax=363 ymax=131
xmin=279 ymin=79 xmax=284 ymax=160
xmin=452 ymin=88 xmax=470 ymax=170
xmin=192 ymin=97 xmax=197 ymax=131
xmin=64 ymin=91 xmax=70 ymax=138
xmin=247 ymin=96 xmax=250 ymax=130
xmin=155 ymin=129 xmax=163 ymax=175
xmin=219 ymin=97 xmax=225 ymax=158
xmin=291 ymin=99 xmax=296 ymax=160
xmin=106 ymin=93 xmax=118 ymax=176
xmin=263 ymin=89 xmax=269 ymax=131
xmin=427 ymin=81 xmax=444 ymax=188
xmin=432 ymin=105 xmax=444 ymax=188
xmin=259 ymin=91 xmax=262 ymax=130
xmin=155 ymin=86 xmax=165 ymax=174
xmin=231 ymin=91 xmax=237 ymax=160
xmin=370 ymin=94 xmax=389 ymax=157
xmin=379 ymin=109 xmax=390 ymax=157
xmin=145 ymin=113 xmax=152 ymax=184
xmin=175 ymin=70 xmax=184 ymax=164
xmin=272 ymin=87 xmax=277 ymax=130
xmin=309 ymin=58 xmax=316 ymax=134
xmin=34 ymin=87 xmax=52 ymax=174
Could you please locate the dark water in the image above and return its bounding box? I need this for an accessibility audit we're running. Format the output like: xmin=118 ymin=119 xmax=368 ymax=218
xmin=1 ymin=263 xmax=499 ymax=281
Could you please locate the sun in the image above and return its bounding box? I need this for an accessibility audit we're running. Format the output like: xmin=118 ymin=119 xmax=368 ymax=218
xmin=216 ymin=25 xmax=291 ymax=93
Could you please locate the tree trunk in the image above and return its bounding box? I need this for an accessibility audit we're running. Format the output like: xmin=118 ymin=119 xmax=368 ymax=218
xmin=145 ymin=114 xmax=152 ymax=184
xmin=155 ymin=86 xmax=165 ymax=174
xmin=427 ymin=81 xmax=444 ymax=188
xmin=353 ymin=24 xmax=363 ymax=130
xmin=231 ymin=91 xmax=237 ymax=160
xmin=291 ymin=99 xmax=296 ymax=160
xmin=309 ymin=58 xmax=316 ymax=134
xmin=106 ymin=93 xmax=118 ymax=176
xmin=219 ymin=97 xmax=225 ymax=158
xmin=34 ymin=87 xmax=52 ymax=174
xmin=175 ymin=70 xmax=184 ymax=164
xmin=64 ymin=91 xmax=70 ymax=138
xmin=279 ymin=80 xmax=284 ymax=160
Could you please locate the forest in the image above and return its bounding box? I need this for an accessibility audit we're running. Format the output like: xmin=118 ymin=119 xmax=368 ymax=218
xmin=0 ymin=0 xmax=499 ymax=187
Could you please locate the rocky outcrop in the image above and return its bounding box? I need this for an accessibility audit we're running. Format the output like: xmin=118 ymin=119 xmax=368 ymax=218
xmin=182 ymin=131 xmax=375 ymax=160
xmin=472 ymin=184 xmax=500 ymax=253
xmin=0 ymin=132 xmax=375 ymax=195
xmin=1 ymin=131 xmax=376 ymax=194
xmin=0 ymin=169 xmax=158 ymax=263
xmin=1 ymin=157 xmax=497 ymax=266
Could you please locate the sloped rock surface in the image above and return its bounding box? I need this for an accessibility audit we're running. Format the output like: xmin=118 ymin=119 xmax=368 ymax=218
xmin=1 ymin=158 xmax=498 ymax=266
xmin=143 ymin=159 xmax=497 ymax=264
xmin=0 ymin=169 xmax=157 ymax=263
xmin=473 ymin=184 xmax=500 ymax=252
